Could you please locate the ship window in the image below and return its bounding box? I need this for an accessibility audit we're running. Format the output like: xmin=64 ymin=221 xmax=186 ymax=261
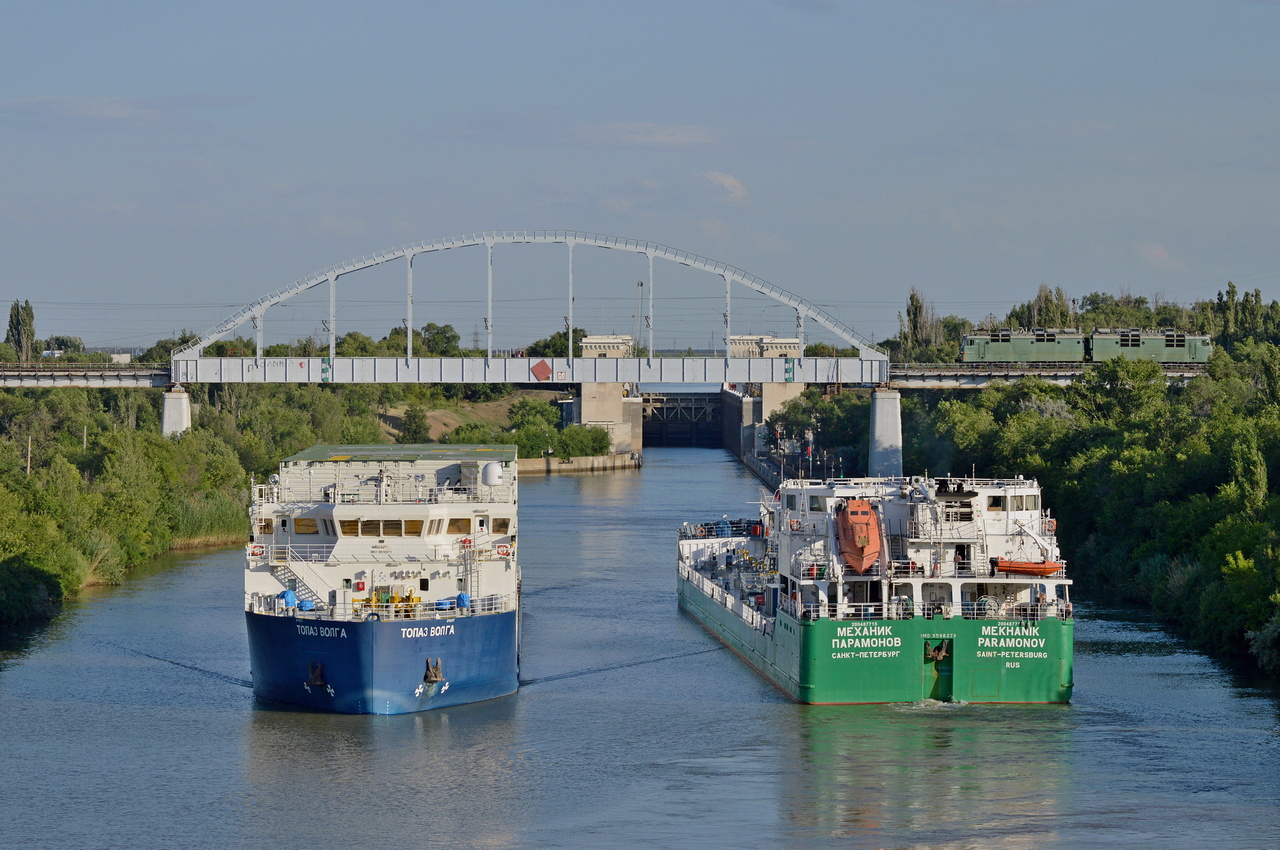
xmin=1026 ymin=495 xmax=1039 ymax=510
xmin=786 ymin=494 xmax=796 ymax=510
xmin=987 ymin=496 xmax=1005 ymax=512
xmin=1011 ymin=496 xmax=1025 ymax=511
xmin=361 ymin=519 xmax=381 ymax=536
xmin=339 ymin=519 xmax=359 ymax=536
xmin=257 ymin=518 xmax=274 ymax=534
xmin=493 ymin=517 xmax=511 ymax=534
xmin=419 ymin=578 xmax=430 ymax=591
xmin=447 ymin=517 xmax=472 ymax=534
xmin=809 ymin=496 xmax=824 ymax=511
xmin=294 ymin=518 xmax=319 ymax=535
xmin=382 ymin=519 xmax=403 ymax=537
xmin=405 ymin=520 xmax=425 ymax=536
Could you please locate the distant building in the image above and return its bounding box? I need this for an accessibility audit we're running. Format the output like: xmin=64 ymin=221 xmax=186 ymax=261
xmin=110 ymin=353 xmax=133 ymax=364
xmin=580 ymin=334 xmax=635 ymax=358
xmin=729 ymin=334 xmax=801 ymax=358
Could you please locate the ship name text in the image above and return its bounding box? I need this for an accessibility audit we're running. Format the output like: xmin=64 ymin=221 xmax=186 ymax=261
xmin=978 ymin=624 xmax=1046 ymax=649
xmin=402 ymin=624 xmax=455 ymax=638
xmin=832 ymin=624 xmax=901 ymax=650
xmin=296 ymin=624 xmax=348 ymax=638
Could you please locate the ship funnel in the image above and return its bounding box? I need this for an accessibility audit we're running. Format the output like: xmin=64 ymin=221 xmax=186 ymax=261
xmin=481 ymin=462 xmax=503 ymax=486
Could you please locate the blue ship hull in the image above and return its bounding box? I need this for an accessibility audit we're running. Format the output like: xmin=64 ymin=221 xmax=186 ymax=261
xmin=245 ymin=610 xmax=518 ymax=715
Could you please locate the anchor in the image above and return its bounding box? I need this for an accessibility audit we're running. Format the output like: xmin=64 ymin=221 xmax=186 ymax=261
xmin=424 ymin=657 xmax=444 ymax=684
xmin=924 ymin=640 xmax=949 ymax=661
xmin=304 ymin=661 xmax=331 ymax=695
xmin=416 ymin=657 xmax=445 ymax=698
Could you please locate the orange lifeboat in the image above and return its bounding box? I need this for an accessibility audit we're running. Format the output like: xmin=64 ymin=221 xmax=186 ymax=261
xmin=834 ymin=499 xmax=881 ymax=575
xmin=994 ymin=558 xmax=1064 ymax=577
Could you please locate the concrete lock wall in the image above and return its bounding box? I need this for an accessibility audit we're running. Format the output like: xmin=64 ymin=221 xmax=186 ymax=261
xmin=577 ymin=382 xmax=642 ymax=454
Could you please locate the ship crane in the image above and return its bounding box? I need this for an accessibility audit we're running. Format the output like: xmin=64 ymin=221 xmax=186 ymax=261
xmin=1012 ymin=519 xmax=1059 ymax=562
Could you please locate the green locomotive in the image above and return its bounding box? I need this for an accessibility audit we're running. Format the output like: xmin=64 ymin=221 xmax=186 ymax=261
xmin=960 ymin=328 xmax=1211 ymax=364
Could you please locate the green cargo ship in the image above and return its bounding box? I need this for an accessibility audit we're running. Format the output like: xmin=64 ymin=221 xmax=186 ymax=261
xmin=677 ymin=476 xmax=1074 ymax=704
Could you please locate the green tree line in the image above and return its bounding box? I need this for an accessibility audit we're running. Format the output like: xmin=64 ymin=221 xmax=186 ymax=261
xmin=768 ymin=283 xmax=1280 ymax=674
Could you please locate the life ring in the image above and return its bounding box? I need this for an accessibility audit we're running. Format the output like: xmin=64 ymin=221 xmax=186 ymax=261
xmin=249 ymin=544 xmax=265 ymax=557
xmin=694 ymin=526 xmax=706 ymax=538
xmin=364 ymin=612 xmax=380 ymax=621
xmin=789 ymin=519 xmax=802 ymax=531
xmin=496 ymin=543 xmax=511 ymax=557
xmin=1044 ymin=518 xmax=1057 ymax=533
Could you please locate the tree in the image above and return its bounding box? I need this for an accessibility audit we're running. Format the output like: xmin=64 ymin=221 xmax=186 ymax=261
xmin=1005 ymin=285 xmax=1072 ymax=329
xmin=421 ymin=323 xmax=463 ymax=357
xmin=396 ymin=405 xmax=433 ymax=443
xmin=527 ymin=328 xmax=588 ymax=358
xmin=6 ymin=300 xmax=35 ymax=362
xmin=44 ymin=335 xmax=84 ymax=355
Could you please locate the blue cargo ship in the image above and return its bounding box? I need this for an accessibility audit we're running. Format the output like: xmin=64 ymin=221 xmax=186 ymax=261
xmin=244 ymin=444 xmax=520 ymax=715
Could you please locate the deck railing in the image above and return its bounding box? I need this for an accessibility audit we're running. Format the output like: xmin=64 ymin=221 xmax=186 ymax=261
xmin=246 ymin=591 xmax=516 ymax=621
xmin=254 ymin=480 xmax=515 ymax=507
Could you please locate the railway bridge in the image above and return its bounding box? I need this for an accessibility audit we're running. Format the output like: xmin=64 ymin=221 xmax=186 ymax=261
xmin=0 ymin=231 xmax=1208 ymax=477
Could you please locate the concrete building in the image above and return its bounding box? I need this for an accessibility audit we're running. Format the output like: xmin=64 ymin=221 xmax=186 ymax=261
xmin=580 ymin=334 xmax=636 ymax=358
xmin=729 ymin=334 xmax=801 ymax=358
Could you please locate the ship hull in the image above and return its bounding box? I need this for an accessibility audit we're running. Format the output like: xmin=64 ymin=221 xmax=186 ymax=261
xmin=246 ymin=610 xmax=518 ymax=715
xmin=678 ymin=574 xmax=1073 ymax=704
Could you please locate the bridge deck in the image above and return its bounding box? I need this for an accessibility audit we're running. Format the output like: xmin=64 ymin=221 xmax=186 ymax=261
xmin=0 ymin=359 xmax=1207 ymax=389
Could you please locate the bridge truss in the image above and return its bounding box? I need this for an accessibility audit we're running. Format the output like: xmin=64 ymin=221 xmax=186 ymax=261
xmin=170 ymin=231 xmax=887 ymax=383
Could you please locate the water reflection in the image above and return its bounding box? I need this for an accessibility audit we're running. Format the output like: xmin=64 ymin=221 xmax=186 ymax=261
xmin=776 ymin=702 xmax=1075 ymax=847
xmin=244 ymin=695 xmax=524 ymax=847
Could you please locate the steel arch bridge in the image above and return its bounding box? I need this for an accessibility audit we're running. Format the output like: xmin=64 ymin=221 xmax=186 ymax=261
xmin=170 ymin=230 xmax=888 ymax=386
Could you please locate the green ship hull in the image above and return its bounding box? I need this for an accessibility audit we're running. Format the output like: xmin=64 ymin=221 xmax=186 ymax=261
xmin=678 ymin=571 xmax=1074 ymax=704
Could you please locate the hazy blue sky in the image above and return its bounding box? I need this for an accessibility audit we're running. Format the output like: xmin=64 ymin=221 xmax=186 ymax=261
xmin=3 ymin=1 xmax=1278 ymax=351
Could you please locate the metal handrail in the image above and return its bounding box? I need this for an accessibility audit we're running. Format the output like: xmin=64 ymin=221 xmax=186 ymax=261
xmin=246 ymin=591 xmax=516 ymax=621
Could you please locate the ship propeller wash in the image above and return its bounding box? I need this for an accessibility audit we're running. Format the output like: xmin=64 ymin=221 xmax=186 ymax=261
xmin=245 ymin=445 xmax=520 ymax=715
xmin=677 ymin=475 xmax=1074 ymax=704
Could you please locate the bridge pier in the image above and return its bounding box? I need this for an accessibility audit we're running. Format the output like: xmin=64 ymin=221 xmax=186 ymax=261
xmin=162 ymin=385 xmax=192 ymax=436
xmin=577 ymin=383 xmax=643 ymax=454
xmin=869 ymin=388 xmax=902 ymax=478
xmin=759 ymin=382 xmax=805 ymax=422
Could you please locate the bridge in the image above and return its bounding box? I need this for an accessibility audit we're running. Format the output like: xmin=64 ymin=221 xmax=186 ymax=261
xmin=0 ymin=359 xmax=1206 ymax=390
xmin=0 ymin=230 xmax=1208 ymax=477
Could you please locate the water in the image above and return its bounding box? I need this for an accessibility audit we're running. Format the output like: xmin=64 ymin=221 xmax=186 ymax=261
xmin=2 ymin=448 xmax=1278 ymax=849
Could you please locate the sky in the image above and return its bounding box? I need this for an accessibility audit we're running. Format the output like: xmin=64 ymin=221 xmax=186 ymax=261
xmin=2 ymin=0 xmax=1278 ymax=353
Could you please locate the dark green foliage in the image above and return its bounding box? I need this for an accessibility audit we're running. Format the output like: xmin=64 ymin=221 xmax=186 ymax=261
xmin=881 ymin=290 xmax=972 ymax=362
xmin=763 ymin=388 xmax=872 ymax=476
xmin=396 ymin=405 xmax=433 ymax=443
xmin=916 ymin=350 xmax=1280 ymax=671
xmin=434 ymin=391 xmax=608 ymax=459
xmin=6 ymin=300 xmax=36 ymax=362
xmin=527 ymin=327 xmax=588 ymax=358
xmin=0 ymin=387 xmax=262 ymax=628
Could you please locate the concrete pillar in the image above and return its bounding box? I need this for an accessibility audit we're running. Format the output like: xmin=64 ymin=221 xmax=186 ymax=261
xmin=162 ymin=385 xmax=192 ymax=436
xmin=759 ymin=382 xmax=805 ymax=423
xmin=869 ymin=388 xmax=902 ymax=478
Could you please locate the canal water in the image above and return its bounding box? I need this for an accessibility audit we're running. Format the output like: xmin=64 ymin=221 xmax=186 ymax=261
xmin=2 ymin=448 xmax=1278 ymax=849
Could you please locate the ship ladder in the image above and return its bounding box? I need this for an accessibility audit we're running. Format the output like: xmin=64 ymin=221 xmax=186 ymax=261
xmin=271 ymin=563 xmax=325 ymax=606
xmin=458 ymin=546 xmax=481 ymax=602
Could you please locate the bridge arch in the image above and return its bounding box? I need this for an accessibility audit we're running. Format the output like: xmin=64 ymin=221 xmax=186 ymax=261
xmin=173 ymin=230 xmax=886 ymax=362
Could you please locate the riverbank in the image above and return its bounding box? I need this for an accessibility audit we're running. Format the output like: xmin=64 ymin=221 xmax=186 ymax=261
xmin=517 ymin=453 xmax=642 ymax=475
